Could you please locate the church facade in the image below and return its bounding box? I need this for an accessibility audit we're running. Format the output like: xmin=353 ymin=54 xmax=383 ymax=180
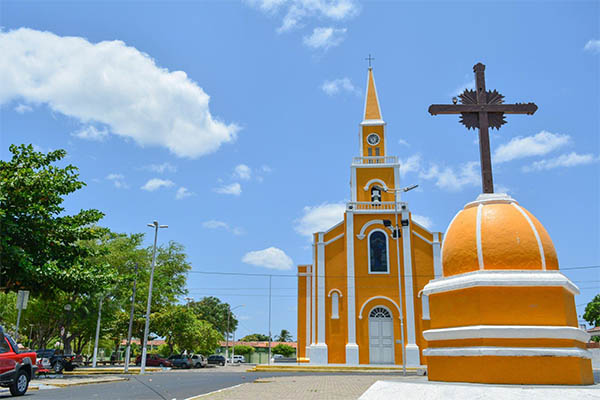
xmin=296 ymin=68 xmax=441 ymax=366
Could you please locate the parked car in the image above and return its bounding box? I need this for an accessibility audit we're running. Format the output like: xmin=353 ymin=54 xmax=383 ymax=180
xmin=191 ymin=354 xmax=207 ymax=368
xmin=168 ymin=354 xmax=192 ymax=369
xmin=0 ymin=324 xmax=37 ymax=396
xmin=207 ymin=355 xmax=226 ymax=366
xmin=135 ymin=354 xmax=172 ymax=368
xmin=231 ymin=355 xmax=245 ymax=364
xmin=35 ymin=349 xmax=80 ymax=373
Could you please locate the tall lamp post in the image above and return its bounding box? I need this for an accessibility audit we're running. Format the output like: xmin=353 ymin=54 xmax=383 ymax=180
xmin=383 ymin=184 xmax=418 ymax=376
xmin=225 ymin=304 xmax=244 ymax=365
xmin=140 ymin=221 xmax=168 ymax=374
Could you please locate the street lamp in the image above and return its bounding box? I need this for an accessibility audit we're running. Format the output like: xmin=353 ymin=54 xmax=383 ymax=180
xmin=226 ymin=304 xmax=244 ymax=365
xmin=383 ymin=184 xmax=418 ymax=376
xmin=140 ymin=221 xmax=168 ymax=374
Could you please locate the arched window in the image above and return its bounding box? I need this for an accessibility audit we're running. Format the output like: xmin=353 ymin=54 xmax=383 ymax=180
xmin=369 ymin=230 xmax=389 ymax=273
xmin=331 ymin=292 xmax=339 ymax=319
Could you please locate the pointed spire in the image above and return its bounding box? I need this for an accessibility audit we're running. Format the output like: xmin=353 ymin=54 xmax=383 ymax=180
xmin=362 ymin=67 xmax=384 ymax=124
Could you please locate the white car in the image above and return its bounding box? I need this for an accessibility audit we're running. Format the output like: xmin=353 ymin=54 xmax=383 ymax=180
xmin=231 ymin=355 xmax=245 ymax=363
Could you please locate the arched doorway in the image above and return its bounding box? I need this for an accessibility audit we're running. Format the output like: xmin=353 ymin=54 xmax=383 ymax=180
xmin=368 ymin=306 xmax=394 ymax=364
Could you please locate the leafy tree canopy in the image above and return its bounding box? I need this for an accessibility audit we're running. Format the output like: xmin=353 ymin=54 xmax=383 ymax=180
xmin=240 ymin=333 xmax=270 ymax=342
xmin=232 ymin=345 xmax=254 ymax=356
xmin=584 ymin=294 xmax=600 ymax=327
xmin=190 ymin=296 xmax=237 ymax=336
xmin=0 ymin=144 xmax=111 ymax=294
xmin=272 ymin=343 xmax=295 ymax=357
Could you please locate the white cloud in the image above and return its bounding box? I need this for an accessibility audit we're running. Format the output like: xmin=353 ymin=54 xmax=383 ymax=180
xmin=0 ymin=28 xmax=238 ymax=158
xmin=214 ymin=182 xmax=242 ymax=196
xmin=453 ymin=79 xmax=474 ymax=96
xmin=145 ymin=162 xmax=177 ymax=174
xmin=141 ymin=178 xmax=175 ymax=191
xmin=420 ymin=161 xmax=480 ymax=192
xmin=175 ymin=186 xmax=193 ymax=199
xmin=584 ymin=39 xmax=600 ymax=54
xmin=303 ymin=27 xmax=346 ymax=50
xmin=246 ymin=0 xmax=359 ymax=33
xmin=494 ymin=183 xmax=511 ymax=194
xmin=106 ymin=173 xmax=128 ymax=189
xmin=398 ymin=139 xmax=409 ymax=147
xmin=14 ymin=103 xmax=32 ymax=113
xmin=234 ymin=164 xmax=252 ymax=180
xmin=242 ymin=247 xmax=294 ymax=270
xmin=72 ymin=125 xmax=109 ymax=141
xmin=522 ymin=152 xmax=598 ymax=172
xmin=493 ymin=130 xmax=570 ymax=163
xmin=399 ymin=154 xmax=421 ymax=178
xmin=202 ymin=220 xmax=245 ymax=235
xmin=321 ymin=77 xmax=358 ymax=96
xmin=295 ymin=202 xmax=345 ymax=238
xmin=412 ymin=214 xmax=433 ymax=230
xmin=202 ymin=220 xmax=229 ymax=230
xmin=261 ymin=165 xmax=273 ymax=173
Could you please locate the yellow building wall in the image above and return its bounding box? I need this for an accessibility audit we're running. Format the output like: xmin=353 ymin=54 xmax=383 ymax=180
xmin=323 ymin=222 xmax=348 ymax=364
xmin=355 ymin=167 xmax=396 ymax=202
xmin=353 ymin=213 xmax=404 ymax=365
xmin=296 ymin=265 xmax=309 ymax=362
xmin=411 ymin=225 xmax=436 ymax=362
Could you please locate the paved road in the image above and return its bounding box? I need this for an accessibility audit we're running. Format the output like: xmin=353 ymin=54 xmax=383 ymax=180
xmin=4 ymin=368 xmax=398 ymax=400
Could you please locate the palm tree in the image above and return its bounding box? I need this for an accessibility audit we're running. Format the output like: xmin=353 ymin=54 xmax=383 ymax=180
xmin=275 ymin=329 xmax=292 ymax=342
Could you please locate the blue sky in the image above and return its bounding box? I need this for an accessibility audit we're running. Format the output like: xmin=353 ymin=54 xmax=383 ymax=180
xmin=1 ymin=1 xmax=598 ymax=339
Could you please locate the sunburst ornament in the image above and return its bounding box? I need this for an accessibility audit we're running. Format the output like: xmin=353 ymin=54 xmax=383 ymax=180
xmin=458 ymin=89 xmax=507 ymax=130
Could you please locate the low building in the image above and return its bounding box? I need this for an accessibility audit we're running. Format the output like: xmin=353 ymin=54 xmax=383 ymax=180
xmin=217 ymin=341 xmax=297 ymax=364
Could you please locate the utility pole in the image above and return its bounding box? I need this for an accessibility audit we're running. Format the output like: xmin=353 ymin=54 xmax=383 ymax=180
xmin=92 ymin=296 xmax=103 ymax=368
xmin=124 ymin=263 xmax=139 ymax=373
xmin=268 ymin=275 xmax=272 ymax=365
xmin=226 ymin=304 xmax=244 ymax=365
xmin=141 ymin=221 xmax=167 ymax=374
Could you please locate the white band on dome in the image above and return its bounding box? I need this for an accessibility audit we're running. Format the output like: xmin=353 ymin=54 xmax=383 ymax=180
xmin=421 ymin=270 xmax=579 ymax=296
xmin=423 ymin=346 xmax=592 ymax=359
xmin=423 ymin=325 xmax=590 ymax=343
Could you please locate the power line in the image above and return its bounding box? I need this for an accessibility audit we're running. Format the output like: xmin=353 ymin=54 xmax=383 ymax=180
xmin=188 ymin=266 xmax=600 ymax=279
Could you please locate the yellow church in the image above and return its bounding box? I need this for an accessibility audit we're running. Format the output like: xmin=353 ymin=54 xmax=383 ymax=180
xmin=296 ymin=67 xmax=442 ymax=367
xmin=296 ymin=65 xmax=593 ymax=385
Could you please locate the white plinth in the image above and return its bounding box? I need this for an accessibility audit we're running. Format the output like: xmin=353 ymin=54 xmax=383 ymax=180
xmin=405 ymin=343 xmax=421 ymax=367
xmin=309 ymin=343 xmax=328 ymax=364
xmin=359 ymin=380 xmax=600 ymax=400
xmin=345 ymin=343 xmax=359 ymax=365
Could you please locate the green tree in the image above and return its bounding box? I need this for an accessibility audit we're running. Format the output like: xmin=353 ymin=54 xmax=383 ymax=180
xmin=190 ymin=297 xmax=237 ymax=336
xmin=272 ymin=344 xmax=295 ymax=357
xmin=0 ymin=144 xmax=111 ymax=294
xmin=584 ymin=294 xmax=600 ymax=328
xmin=275 ymin=329 xmax=292 ymax=342
xmin=240 ymin=333 xmax=270 ymax=341
xmin=233 ymin=345 xmax=254 ymax=358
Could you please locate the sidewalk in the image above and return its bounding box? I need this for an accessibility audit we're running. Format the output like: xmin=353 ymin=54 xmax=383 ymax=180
xmin=0 ymin=375 xmax=128 ymax=395
xmin=196 ymin=374 xmax=425 ymax=400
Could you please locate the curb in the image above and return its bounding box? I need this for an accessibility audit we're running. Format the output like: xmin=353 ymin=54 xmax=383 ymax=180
xmin=64 ymin=367 xmax=161 ymax=375
xmin=34 ymin=376 xmax=129 ymax=388
xmin=247 ymin=366 xmax=421 ymax=373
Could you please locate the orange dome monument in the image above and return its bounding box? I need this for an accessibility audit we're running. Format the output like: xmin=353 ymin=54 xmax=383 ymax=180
xmin=422 ymin=64 xmax=593 ymax=384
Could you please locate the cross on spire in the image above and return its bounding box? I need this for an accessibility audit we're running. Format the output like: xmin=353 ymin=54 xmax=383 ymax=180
xmin=365 ymin=54 xmax=375 ymax=69
xmin=428 ymin=63 xmax=538 ymax=193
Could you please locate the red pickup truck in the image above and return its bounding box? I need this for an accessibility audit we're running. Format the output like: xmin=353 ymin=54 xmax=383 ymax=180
xmin=0 ymin=325 xmax=37 ymax=396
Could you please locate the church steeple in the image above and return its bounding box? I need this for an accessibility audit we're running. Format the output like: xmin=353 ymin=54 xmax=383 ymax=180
xmin=363 ymin=67 xmax=383 ymax=123
xmin=360 ymin=67 xmax=386 ymax=157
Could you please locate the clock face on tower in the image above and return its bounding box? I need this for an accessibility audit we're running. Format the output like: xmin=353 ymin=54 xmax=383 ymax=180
xmin=367 ymin=133 xmax=380 ymax=146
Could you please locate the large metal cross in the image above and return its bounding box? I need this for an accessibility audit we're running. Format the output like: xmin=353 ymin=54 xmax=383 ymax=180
xmin=428 ymin=63 xmax=538 ymax=193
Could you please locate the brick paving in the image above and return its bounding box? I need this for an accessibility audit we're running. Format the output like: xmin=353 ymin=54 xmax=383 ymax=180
xmin=200 ymin=374 xmax=426 ymax=400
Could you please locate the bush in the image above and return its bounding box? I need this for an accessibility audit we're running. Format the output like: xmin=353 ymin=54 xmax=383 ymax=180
xmin=272 ymin=344 xmax=295 ymax=357
xmin=233 ymin=345 xmax=254 ymax=356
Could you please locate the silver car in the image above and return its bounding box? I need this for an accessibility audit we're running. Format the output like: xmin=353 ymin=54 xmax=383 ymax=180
xmin=191 ymin=354 xmax=207 ymax=368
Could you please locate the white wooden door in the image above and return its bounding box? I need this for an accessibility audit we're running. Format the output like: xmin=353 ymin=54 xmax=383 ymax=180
xmin=368 ymin=307 xmax=394 ymax=364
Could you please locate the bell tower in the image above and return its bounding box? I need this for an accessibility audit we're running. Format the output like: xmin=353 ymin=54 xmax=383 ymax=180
xmin=360 ymin=67 xmax=386 ymax=158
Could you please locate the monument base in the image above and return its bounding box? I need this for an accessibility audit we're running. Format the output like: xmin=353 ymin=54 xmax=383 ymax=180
xmin=427 ymin=355 xmax=594 ymax=385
